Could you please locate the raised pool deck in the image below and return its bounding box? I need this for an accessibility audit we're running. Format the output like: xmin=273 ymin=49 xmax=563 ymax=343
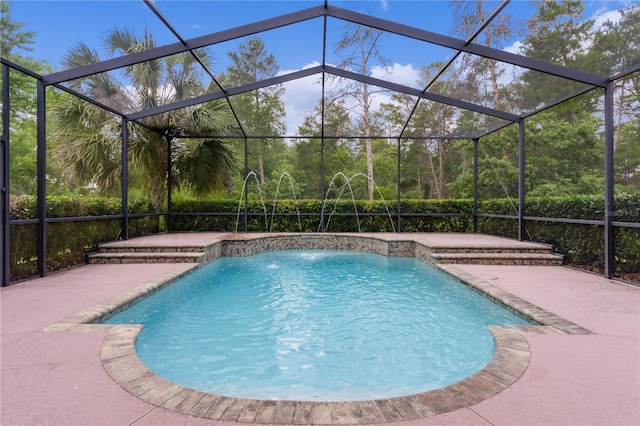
xmin=2 ymin=233 xmax=639 ymax=425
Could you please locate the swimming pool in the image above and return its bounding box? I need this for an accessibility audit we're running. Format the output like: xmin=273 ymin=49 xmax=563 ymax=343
xmin=105 ymin=249 xmax=530 ymax=401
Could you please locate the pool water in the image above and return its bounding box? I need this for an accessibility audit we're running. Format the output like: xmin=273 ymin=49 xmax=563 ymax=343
xmin=105 ymin=250 xmax=530 ymax=401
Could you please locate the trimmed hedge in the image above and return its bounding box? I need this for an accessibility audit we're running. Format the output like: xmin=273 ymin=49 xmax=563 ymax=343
xmin=170 ymin=198 xmax=474 ymax=233
xmin=8 ymin=193 xmax=638 ymax=282
xmin=9 ymin=195 xmax=158 ymax=281
xmin=477 ymin=194 xmax=640 ymax=275
xmin=172 ymin=194 xmax=639 ymax=277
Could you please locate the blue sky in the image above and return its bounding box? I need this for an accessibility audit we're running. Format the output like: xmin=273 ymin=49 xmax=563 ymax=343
xmin=8 ymin=0 xmax=633 ymax=134
xmin=11 ymin=0 xmax=629 ymax=71
xmin=13 ymin=0 xmax=462 ymax=69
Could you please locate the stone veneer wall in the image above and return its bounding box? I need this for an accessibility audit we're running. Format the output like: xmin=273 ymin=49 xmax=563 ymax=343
xmin=221 ymin=235 xmax=416 ymax=258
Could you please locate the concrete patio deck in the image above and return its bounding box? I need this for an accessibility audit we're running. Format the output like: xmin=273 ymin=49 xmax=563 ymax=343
xmin=1 ymin=233 xmax=639 ymax=425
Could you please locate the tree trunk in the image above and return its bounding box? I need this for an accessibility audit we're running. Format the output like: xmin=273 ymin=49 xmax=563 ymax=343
xmin=149 ymin=170 xmax=166 ymax=212
xmin=365 ymin=137 xmax=374 ymax=200
xmin=437 ymin=139 xmax=445 ymax=199
xmin=478 ymin=1 xmax=500 ymax=106
xmin=148 ymin=135 xmax=168 ymax=212
xmin=614 ymin=80 xmax=626 ymax=151
xmin=487 ymin=57 xmax=500 ymax=105
xmin=425 ymin=140 xmax=442 ymax=200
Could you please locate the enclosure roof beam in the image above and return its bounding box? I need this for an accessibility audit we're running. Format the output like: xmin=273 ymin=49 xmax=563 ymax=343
xmin=609 ymin=63 xmax=640 ymax=82
xmin=128 ymin=64 xmax=518 ymax=123
xmin=325 ymin=66 xmax=520 ymax=122
xmin=50 ymin=83 xmax=160 ymax=134
xmin=52 ymin=83 xmax=124 ymax=118
xmin=127 ymin=66 xmax=323 ymax=121
xmin=478 ymin=84 xmax=598 ymax=139
xmin=399 ymin=0 xmax=510 ymax=139
xmin=1 ymin=58 xmax=43 ymax=80
xmin=142 ymin=0 xmax=247 ymax=138
xmin=163 ymin=132 xmax=476 ymax=140
xmin=43 ymin=4 xmax=609 ymax=90
xmin=326 ymin=5 xmax=609 ymax=88
xmin=42 ymin=5 xmax=326 ymax=86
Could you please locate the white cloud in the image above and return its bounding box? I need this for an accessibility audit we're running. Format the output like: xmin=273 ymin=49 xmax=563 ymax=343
xmin=484 ymin=4 xmax=628 ymax=105
xmin=497 ymin=42 xmax=525 ymax=88
xmin=278 ymin=61 xmax=323 ymax=134
xmin=503 ymin=40 xmax=523 ymax=56
xmin=593 ymin=8 xmax=622 ymax=30
xmin=278 ymin=62 xmax=421 ymax=136
xmin=371 ymin=63 xmax=420 ymax=87
xmin=579 ymin=7 xmax=624 ymax=52
xmin=500 ymin=3 xmax=624 ymax=59
xmin=369 ymin=91 xmax=393 ymax=115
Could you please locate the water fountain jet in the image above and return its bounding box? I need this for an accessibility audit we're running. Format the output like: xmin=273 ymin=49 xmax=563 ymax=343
xmin=235 ymin=171 xmax=268 ymax=233
xmin=321 ymin=172 xmax=396 ymax=233
xmin=270 ymin=172 xmax=303 ymax=233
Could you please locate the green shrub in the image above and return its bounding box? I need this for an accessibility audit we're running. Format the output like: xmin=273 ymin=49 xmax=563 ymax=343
xmin=9 ymin=195 xmax=157 ymax=281
xmin=170 ymin=198 xmax=474 ymax=233
xmin=9 ymin=193 xmax=638 ymax=282
xmin=478 ymin=194 xmax=640 ymax=276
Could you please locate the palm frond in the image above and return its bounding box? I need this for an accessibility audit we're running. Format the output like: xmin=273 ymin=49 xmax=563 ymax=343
xmin=50 ymin=95 xmax=122 ymax=193
xmin=188 ymin=100 xmax=240 ymax=136
xmin=51 ymin=26 xmax=240 ymax=207
xmin=175 ymin=138 xmax=239 ymax=194
xmin=104 ymin=27 xmax=136 ymax=56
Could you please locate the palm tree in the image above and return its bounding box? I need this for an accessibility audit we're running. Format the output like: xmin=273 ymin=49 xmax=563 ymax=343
xmin=51 ymin=27 xmax=240 ymax=211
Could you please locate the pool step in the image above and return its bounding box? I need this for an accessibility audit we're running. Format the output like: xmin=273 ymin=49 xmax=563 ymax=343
xmin=87 ymin=251 xmax=206 ymax=264
xmin=430 ymin=251 xmax=563 ymax=266
xmin=87 ymin=241 xmax=215 ymax=264
xmin=87 ymin=235 xmax=563 ymax=266
xmin=92 ymin=245 xmax=205 ymax=253
xmin=429 ymin=246 xmax=552 ymax=254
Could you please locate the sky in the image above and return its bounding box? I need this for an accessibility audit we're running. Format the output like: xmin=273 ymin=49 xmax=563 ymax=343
xmin=8 ymin=0 xmax=633 ymax=134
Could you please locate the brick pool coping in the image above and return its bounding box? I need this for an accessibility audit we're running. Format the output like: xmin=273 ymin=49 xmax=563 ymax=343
xmin=43 ymin=233 xmax=592 ymax=424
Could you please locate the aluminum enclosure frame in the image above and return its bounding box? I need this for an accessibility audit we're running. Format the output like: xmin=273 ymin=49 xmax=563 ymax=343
xmin=1 ymin=0 xmax=638 ymax=285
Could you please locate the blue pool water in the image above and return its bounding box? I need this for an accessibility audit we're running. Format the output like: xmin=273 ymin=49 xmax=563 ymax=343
xmin=106 ymin=250 xmax=530 ymax=401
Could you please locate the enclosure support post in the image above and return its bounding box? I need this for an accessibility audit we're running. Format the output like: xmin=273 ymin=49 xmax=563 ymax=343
xmin=396 ymin=137 xmax=401 ymax=233
xmin=121 ymin=119 xmax=129 ymax=240
xmin=518 ymin=119 xmax=525 ymax=241
xmin=604 ymin=83 xmax=615 ymax=278
xmin=166 ymin=135 xmax=173 ymax=233
xmin=244 ymin=137 xmax=248 ymax=232
xmin=319 ymin=12 xmax=328 ymax=233
xmin=472 ymin=138 xmax=479 ymax=234
xmin=1 ymin=65 xmax=10 ymax=286
xmin=36 ymin=80 xmax=47 ymax=276
xmin=319 ymin=70 xmax=326 ymax=232
xmin=320 ymin=137 xmax=326 ymax=232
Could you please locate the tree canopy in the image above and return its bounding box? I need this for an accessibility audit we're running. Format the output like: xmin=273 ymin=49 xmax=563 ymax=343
xmin=2 ymin=0 xmax=638 ymax=204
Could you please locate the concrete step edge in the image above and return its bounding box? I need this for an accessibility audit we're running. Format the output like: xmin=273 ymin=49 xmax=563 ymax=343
xmin=428 ymin=246 xmax=553 ymax=254
xmin=435 ymin=259 xmax=563 ymax=265
xmin=431 ymin=252 xmax=562 ymax=259
xmin=97 ymin=245 xmax=206 ymax=253
xmin=88 ymin=252 xmax=205 ymax=259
